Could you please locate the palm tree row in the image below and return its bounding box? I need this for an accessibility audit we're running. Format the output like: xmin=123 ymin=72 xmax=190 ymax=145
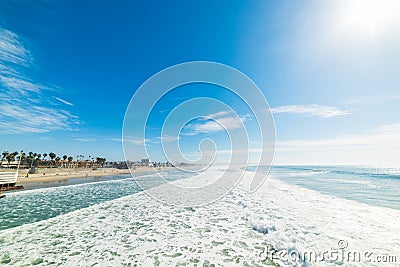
xmin=0 ymin=150 xmax=106 ymax=169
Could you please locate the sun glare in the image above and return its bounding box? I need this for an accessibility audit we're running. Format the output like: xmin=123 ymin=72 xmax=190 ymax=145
xmin=337 ymin=0 xmax=400 ymax=39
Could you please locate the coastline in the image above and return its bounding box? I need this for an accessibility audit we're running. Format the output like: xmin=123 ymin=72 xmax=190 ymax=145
xmin=15 ymin=167 xmax=165 ymax=184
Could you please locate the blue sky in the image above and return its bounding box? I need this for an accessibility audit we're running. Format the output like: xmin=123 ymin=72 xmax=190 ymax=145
xmin=0 ymin=0 xmax=399 ymax=166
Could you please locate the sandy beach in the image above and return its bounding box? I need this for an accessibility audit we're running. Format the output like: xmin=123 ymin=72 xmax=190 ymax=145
xmin=15 ymin=167 xmax=161 ymax=184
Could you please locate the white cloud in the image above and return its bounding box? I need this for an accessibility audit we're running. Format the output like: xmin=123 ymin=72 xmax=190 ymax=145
xmin=0 ymin=75 xmax=43 ymax=94
xmin=271 ymin=104 xmax=351 ymax=118
xmin=275 ymin=123 xmax=400 ymax=166
xmin=0 ymin=29 xmax=32 ymax=66
xmin=130 ymin=134 xmax=181 ymax=145
xmin=0 ymin=121 xmax=49 ymax=134
xmin=345 ymin=94 xmax=400 ymax=105
xmin=0 ymin=103 xmax=78 ymax=134
xmin=199 ymin=110 xmax=233 ymax=120
xmin=122 ymin=137 xmax=149 ymax=145
xmin=276 ymin=123 xmax=400 ymax=151
xmin=75 ymin=138 xmax=96 ymax=142
xmin=196 ymin=123 xmax=400 ymax=166
xmin=184 ymin=111 xmax=247 ymax=135
xmin=0 ymin=27 xmax=78 ymax=134
xmin=55 ymin=97 xmax=73 ymax=106
xmin=160 ymin=135 xmax=180 ymax=142
xmin=108 ymin=138 xmax=123 ymax=142
xmin=193 ymin=117 xmax=242 ymax=132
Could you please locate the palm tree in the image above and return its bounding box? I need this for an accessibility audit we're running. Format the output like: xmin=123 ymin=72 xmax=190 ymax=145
xmin=6 ymin=151 xmax=18 ymax=168
xmin=17 ymin=151 xmax=26 ymax=167
xmin=5 ymin=154 xmax=12 ymax=168
xmin=96 ymin=157 xmax=106 ymax=168
xmin=49 ymin=152 xmax=56 ymax=167
xmin=62 ymin=155 xmax=67 ymax=168
xmin=32 ymin=153 xmax=37 ymax=167
xmin=55 ymin=157 xmax=61 ymax=167
xmin=42 ymin=153 xmax=48 ymax=166
xmin=28 ymin=152 xmax=35 ymax=169
xmin=67 ymin=156 xmax=73 ymax=168
xmin=1 ymin=151 xmax=9 ymax=167
xmin=36 ymin=154 xmax=42 ymax=166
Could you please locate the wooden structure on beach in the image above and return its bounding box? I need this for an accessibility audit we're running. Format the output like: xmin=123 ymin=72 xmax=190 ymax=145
xmin=0 ymin=156 xmax=24 ymax=198
xmin=0 ymin=171 xmax=18 ymax=191
xmin=0 ymin=171 xmax=24 ymax=199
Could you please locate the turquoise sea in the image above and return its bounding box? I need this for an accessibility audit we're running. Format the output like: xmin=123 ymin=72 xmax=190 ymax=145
xmin=2 ymin=166 xmax=399 ymax=232
xmin=270 ymin=165 xmax=400 ymax=210
xmin=0 ymin=170 xmax=193 ymax=231
xmin=0 ymin=166 xmax=399 ymax=266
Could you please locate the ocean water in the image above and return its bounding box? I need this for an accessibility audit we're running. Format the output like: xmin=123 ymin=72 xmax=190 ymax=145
xmin=0 ymin=166 xmax=399 ymax=266
xmin=0 ymin=170 xmax=193 ymax=231
xmin=268 ymin=165 xmax=400 ymax=210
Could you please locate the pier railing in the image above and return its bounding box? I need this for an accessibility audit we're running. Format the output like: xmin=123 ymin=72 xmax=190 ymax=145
xmin=0 ymin=172 xmax=18 ymax=185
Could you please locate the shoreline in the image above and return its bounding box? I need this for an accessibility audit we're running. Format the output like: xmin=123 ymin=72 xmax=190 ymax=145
xmin=15 ymin=167 xmax=168 ymax=184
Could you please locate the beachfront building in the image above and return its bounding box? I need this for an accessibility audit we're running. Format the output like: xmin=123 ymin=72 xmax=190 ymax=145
xmin=56 ymin=160 xmax=78 ymax=169
xmin=0 ymin=160 xmax=28 ymax=169
xmin=128 ymin=160 xmax=174 ymax=168
xmin=78 ymin=160 xmax=99 ymax=169
xmin=141 ymin=158 xmax=150 ymax=166
xmin=103 ymin=162 xmax=114 ymax=168
xmin=55 ymin=160 xmax=99 ymax=169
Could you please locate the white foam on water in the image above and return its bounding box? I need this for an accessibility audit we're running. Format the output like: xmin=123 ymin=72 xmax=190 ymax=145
xmin=239 ymin=172 xmax=400 ymax=266
xmin=5 ymin=174 xmax=133 ymax=197
xmin=6 ymin=172 xmax=163 ymax=197
xmin=0 ymin=169 xmax=399 ymax=266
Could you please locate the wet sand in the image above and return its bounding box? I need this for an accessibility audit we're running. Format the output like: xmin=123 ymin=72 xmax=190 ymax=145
xmin=16 ymin=167 xmax=167 ymax=185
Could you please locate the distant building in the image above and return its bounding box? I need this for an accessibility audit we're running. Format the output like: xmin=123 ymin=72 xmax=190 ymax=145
xmin=55 ymin=160 xmax=98 ymax=169
xmin=0 ymin=160 xmax=27 ymax=169
xmin=116 ymin=161 xmax=128 ymax=169
xmin=103 ymin=162 xmax=114 ymax=168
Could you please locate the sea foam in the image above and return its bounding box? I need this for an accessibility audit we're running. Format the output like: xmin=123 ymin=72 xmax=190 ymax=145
xmin=0 ymin=168 xmax=399 ymax=266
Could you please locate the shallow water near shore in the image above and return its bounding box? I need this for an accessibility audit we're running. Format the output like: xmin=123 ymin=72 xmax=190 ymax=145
xmin=0 ymin=170 xmax=193 ymax=231
xmin=21 ymin=173 xmax=132 ymax=190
